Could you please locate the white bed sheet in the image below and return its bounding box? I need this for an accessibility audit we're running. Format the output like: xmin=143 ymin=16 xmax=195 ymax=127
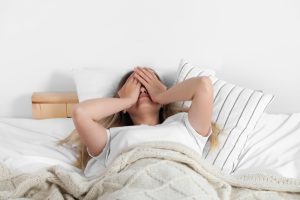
xmin=1 ymin=113 xmax=299 ymax=179
xmin=233 ymin=112 xmax=300 ymax=179
xmin=0 ymin=117 xmax=81 ymax=175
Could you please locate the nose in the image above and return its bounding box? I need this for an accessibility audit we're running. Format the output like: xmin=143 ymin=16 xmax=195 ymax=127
xmin=140 ymin=86 xmax=148 ymax=94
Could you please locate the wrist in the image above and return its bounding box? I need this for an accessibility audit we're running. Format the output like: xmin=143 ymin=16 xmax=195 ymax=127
xmin=156 ymin=91 xmax=165 ymax=104
xmin=120 ymin=97 xmax=136 ymax=108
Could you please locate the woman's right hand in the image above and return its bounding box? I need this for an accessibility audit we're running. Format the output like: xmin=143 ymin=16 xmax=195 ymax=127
xmin=117 ymin=72 xmax=141 ymax=106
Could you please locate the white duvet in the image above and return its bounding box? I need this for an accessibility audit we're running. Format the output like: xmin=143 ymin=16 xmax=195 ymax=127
xmin=0 ymin=112 xmax=299 ymax=179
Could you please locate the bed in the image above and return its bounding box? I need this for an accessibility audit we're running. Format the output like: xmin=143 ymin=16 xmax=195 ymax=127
xmin=0 ymin=91 xmax=300 ymax=199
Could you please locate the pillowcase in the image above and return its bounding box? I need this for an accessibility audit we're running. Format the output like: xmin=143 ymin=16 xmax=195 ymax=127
xmin=72 ymin=66 xmax=167 ymax=102
xmin=175 ymin=59 xmax=274 ymax=173
xmin=72 ymin=67 xmax=130 ymax=102
xmin=173 ymin=59 xmax=216 ymax=86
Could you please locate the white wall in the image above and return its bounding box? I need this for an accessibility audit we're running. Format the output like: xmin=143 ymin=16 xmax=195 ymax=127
xmin=0 ymin=0 xmax=299 ymax=117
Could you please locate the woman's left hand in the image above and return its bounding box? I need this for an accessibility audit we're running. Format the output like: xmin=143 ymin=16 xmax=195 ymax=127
xmin=133 ymin=67 xmax=167 ymax=104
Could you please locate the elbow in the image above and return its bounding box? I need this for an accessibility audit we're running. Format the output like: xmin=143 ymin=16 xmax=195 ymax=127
xmin=195 ymin=76 xmax=213 ymax=94
xmin=199 ymin=128 xmax=211 ymax=137
xmin=197 ymin=76 xmax=212 ymax=87
xmin=72 ymin=105 xmax=101 ymax=122
xmin=72 ymin=105 xmax=86 ymax=120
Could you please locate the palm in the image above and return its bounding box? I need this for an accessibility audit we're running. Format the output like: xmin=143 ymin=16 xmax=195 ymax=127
xmin=147 ymin=80 xmax=167 ymax=102
xmin=118 ymin=73 xmax=141 ymax=103
xmin=133 ymin=67 xmax=167 ymax=103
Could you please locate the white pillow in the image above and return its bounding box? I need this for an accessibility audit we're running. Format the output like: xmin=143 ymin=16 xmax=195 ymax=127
xmin=175 ymin=59 xmax=274 ymax=173
xmin=173 ymin=59 xmax=216 ymax=86
xmin=72 ymin=67 xmax=130 ymax=102
xmin=72 ymin=62 xmax=215 ymax=102
xmin=72 ymin=66 xmax=167 ymax=102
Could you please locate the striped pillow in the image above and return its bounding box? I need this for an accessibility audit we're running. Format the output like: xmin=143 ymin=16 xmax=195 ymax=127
xmin=175 ymin=59 xmax=274 ymax=173
xmin=173 ymin=59 xmax=216 ymax=86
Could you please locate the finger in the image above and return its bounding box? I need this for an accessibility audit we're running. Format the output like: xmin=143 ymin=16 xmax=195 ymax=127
xmin=133 ymin=78 xmax=141 ymax=92
xmin=136 ymin=80 xmax=141 ymax=87
xmin=145 ymin=68 xmax=158 ymax=80
xmin=124 ymin=73 xmax=134 ymax=85
xmin=134 ymin=68 xmax=148 ymax=82
xmin=143 ymin=67 xmax=157 ymax=79
xmin=135 ymin=79 xmax=141 ymax=90
xmin=135 ymin=67 xmax=152 ymax=82
xmin=133 ymin=77 xmax=138 ymax=84
xmin=144 ymin=68 xmax=165 ymax=87
xmin=141 ymin=67 xmax=155 ymax=80
xmin=127 ymin=72 xmax=135 ymax=83
xmin=144 ymin=67 xmax=158 ymax=80
xmin=134 ymin=72 xmax=149 ymax=87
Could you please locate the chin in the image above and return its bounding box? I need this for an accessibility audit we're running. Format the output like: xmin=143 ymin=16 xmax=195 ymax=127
xmin=137 ymin=102 xmax=154 ymax=108
xmin=134 ymin=101 xmax=158 ymax=110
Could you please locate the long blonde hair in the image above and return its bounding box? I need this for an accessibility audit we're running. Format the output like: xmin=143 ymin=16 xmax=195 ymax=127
xmin=58 ymin=70 xmax=220 ymax=170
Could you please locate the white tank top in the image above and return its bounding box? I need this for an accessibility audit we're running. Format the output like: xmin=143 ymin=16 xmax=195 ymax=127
xmin=84 ymin=112 xmax=211 ymax=178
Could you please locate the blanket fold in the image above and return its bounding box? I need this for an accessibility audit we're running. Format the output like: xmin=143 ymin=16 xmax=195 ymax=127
xmin=1 ymin=141 xmax=300 ymax=200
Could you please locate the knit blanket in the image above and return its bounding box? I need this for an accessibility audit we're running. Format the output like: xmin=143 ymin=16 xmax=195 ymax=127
xmin=0 ymin=141 xmax=300 ymax=200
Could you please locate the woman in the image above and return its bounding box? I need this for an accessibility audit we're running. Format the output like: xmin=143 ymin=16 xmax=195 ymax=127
xmin=60 ymin=66 xmax=218 ymax=178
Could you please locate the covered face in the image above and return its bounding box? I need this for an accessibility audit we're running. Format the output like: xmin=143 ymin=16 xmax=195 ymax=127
xmin=127 ymin=83 xmax=161 ymax=117
xmin=117 ymin=67 xmax=164 ymax=125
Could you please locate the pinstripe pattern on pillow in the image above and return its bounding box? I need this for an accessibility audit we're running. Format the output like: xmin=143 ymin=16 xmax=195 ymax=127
xmin=175 ymin=59 xmax=274 ymax=173
xmin=174 ymin=59 xmax=216 ymax=85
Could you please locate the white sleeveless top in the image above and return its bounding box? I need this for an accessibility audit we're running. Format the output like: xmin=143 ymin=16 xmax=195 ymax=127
xmin=84 ymin=112 xmax=211 ymax=178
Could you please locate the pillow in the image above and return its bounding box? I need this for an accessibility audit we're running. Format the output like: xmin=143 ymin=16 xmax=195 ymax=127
xmin=72 ymin=66 xmax=167 ymax=102
xmin=175 ymin=59 xmax=274 ymax=173
xmin=173 ymin=59 xmax=216 ymax=86
xmin=72 ymin=67 xmax=130 ymax=102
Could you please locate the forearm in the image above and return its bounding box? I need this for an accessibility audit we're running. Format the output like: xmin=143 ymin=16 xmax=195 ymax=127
xmin=158 ymin=77 xmax=208 ymax=105
xmin=74 ymin=97 xmax=134 ymax=121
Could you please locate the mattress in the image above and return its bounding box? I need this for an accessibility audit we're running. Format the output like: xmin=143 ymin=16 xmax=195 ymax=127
xmin=0 ymin=112 xmax=299 ymax=179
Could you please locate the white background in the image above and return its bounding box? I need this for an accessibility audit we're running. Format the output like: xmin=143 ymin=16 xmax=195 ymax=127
xmin=0 ymin=0 xmax=299 ymax=117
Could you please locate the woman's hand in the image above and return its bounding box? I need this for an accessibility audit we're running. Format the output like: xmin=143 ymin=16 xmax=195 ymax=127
xmin=117 ymin=72 xmax=141 ymax=106
xmin=133 ymin=67 xmax=167 ymax=104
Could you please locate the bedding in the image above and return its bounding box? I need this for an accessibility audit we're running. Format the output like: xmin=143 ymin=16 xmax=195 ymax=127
xmin=84 ymin=112 xmax=212 ymax=178
xmin=72 ymin=60 xmax=215 ymax=103
xmin=233 ymin=112 xmax=300 ymax=179
xmin=176 ymin=59 xmax=274 ymax=173
xmin=1 ymin=112 xmax=300 ymax=199
xmin=73 ymin=58 xmax=274 ymax=174
xmin=72 ymin=67 xmax=130 ymax=102
xmin=0 ymin=113 xmax=299 ymax=179
xmin=0 ymin=117 xmax=80 ymax=175
xmin=0 ymin=142 xmax=300 ymax=199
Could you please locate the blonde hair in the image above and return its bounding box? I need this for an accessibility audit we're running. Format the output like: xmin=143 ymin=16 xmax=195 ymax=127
xmin=58 ymin=70 xmax=221 ymax=170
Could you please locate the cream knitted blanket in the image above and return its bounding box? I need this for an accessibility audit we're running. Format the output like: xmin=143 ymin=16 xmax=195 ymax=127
xmin=0 ymin=141 xmax=300 ymax=200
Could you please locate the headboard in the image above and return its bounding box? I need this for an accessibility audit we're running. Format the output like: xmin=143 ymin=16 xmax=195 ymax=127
xmin=31 ymin=92 xmax=79 ymax=119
